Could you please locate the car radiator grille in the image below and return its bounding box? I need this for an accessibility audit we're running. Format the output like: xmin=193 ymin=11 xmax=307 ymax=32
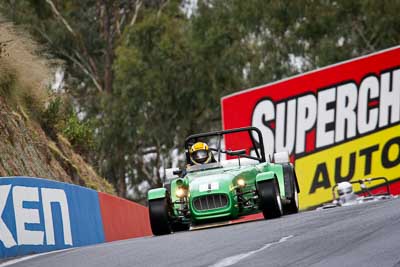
xmin=193 ymin=194 xmax=228 ymax=211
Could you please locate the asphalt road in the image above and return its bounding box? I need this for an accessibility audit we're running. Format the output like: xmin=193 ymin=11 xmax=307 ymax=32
xmin=4 ymin=197 xmax=400 ymax=267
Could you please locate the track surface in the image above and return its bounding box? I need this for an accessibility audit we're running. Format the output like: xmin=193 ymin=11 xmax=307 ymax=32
xmin=5 ymin=198 xmax=400 ymax=267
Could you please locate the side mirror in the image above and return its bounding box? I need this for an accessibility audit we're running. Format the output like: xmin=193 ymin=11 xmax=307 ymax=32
xmin=227 ymin=149 xmax=246 ymax=156
xmin=165 ymin=168 xmax=182 ymax=181
xmin=173 ymin=169 xmax=183 ymax=176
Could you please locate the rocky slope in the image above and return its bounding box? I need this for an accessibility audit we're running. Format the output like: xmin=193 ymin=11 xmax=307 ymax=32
xmin=0 ymin=17 xmax=114 ymax=194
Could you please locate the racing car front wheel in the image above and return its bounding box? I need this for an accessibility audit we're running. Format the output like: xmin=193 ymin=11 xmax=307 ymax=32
xmin=149 ymin=198 xmax=172 ymax=235
xmin=282 ymin=164 xmax=299 ymax=215
xmin=257 ymin=179 xmax=283 ymax=219
xmin=284 ymin=178 xmax=299 ymax=214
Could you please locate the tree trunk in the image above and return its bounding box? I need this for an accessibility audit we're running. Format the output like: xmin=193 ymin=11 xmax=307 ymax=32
xmin=117 ymin=173 xmax=127 ymax=198
xmin=100 ymin=0 xmax=114 ymax=94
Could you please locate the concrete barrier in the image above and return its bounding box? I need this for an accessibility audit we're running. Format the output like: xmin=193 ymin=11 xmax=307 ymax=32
xmin=0 ymin=177 xmax=151 ymax=259
xmin=98 ymin=192 xmax=152 ymax=242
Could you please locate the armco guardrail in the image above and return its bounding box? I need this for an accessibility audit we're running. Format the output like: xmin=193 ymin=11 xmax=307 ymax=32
xmin=0 ymin=177 xmax=152 ymax=258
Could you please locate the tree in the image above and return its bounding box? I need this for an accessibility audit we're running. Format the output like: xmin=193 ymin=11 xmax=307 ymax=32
xmin=1 ymin=0 xmax=173 ymax=197
xmin=102 ymin=1 xmax=194 ymax=199
xmin=3 ymin=0 xmax=400 ymax=201
xmin=1 ymin=0 xmax=145 ymax=97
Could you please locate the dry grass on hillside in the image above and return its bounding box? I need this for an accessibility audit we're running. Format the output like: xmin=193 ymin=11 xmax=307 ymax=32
xmin=0 ymin=16 xmax=50 ymax=116
xmin=0 ymin=16 xmax=116 ymax=194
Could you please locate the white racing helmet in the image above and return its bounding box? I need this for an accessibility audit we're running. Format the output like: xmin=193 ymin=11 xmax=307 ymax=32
xmin=337 ymin=182 xmax=357 ymax=205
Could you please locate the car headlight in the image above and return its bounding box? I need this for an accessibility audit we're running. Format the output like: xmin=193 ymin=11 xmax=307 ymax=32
xmin=176 ymin=179 xmax=184 ymax=186
xmin=176 ymin=187 xmax=186 ymax=198
xmin=237 ymin=178 xmax=246 ymax=187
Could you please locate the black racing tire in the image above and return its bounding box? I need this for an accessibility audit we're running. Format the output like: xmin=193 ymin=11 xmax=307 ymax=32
xmin=149 ymin=198 xmax=171 ymax=235
xmin=258 ymin=179 xmax=283 ymax=219
xmin=282 ymin=164 xmax=299 ymax=215
xmin=284 ymin=178 xmax=299 ymax=215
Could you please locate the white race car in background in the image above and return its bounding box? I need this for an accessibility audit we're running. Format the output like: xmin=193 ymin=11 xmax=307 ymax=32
xmin=318 ymin=177 xmax=396 ymax=210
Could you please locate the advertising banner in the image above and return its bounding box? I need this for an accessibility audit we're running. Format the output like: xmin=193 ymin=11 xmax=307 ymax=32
xmin=0 ymin=177 xmax=152 ymax=259
xmin=221 ymin=46 xmax=400 ymax=209
xmin=0 ymin=177 xmax=104 ymax=258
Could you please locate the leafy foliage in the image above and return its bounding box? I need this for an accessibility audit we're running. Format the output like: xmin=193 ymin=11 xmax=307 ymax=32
xmin=39 ymin=95 xmax=95 ymax=156
xmin=62 ymin=113 xmax=95 ymax=155
xmin=101 ymin=3 xmax=194 ymax=197
xmin=2 ymin=0 xmax=400 ymax=200
xmin=39 ymin=96 xmax=64 ymax=136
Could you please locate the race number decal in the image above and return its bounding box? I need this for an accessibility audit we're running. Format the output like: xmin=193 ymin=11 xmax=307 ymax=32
xmin=199 ymin=182 xmax=219 ymax=192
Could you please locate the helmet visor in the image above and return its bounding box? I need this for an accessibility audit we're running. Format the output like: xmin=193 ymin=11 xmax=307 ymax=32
xmin=192 ymin=150 xmax=208 ymax=163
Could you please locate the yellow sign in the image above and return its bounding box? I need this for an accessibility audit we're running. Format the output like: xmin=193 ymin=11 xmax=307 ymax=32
xmin=296 ymin=124 xmax=400 ymax=209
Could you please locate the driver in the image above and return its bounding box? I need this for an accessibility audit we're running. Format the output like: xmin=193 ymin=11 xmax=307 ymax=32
xmin=189 ymin=142 xmax=216 ymax=165
xmin=337 ymin=181 xmax=357 ymax=205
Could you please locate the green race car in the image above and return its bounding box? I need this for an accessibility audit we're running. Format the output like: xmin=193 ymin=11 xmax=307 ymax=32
xmin=147 ymin=127 xmax=300 ymax=235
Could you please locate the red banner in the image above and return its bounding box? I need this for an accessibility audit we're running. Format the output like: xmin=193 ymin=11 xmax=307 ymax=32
xmin=222 ymin=46 xmax=400 ymax=208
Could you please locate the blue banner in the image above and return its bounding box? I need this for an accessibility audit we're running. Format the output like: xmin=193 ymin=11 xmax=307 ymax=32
xmin=0 ymin=177 xmax=105 ymax=258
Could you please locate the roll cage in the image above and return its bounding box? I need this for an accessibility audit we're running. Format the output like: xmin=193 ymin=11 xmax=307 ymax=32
xmin=184 ymin=127 xmax=266 ymax=165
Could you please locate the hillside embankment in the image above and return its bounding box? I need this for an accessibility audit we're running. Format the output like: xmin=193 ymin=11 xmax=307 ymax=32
xmin=0 ymin=17 xmax=114 ymax=194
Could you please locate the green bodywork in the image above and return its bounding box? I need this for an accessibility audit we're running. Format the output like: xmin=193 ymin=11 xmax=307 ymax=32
xmin=147 ymin=127 xmax=299 ymax=229
xmin=148 ymin=160 xmax=286 ymax=223
xmin=148 ymin=187 xmax=167 ymax=200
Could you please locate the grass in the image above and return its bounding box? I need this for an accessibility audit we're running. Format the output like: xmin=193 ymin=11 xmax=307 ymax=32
xmin=0 ymin=16 xmax=116 ymax=194
xmin=0 ymin=18 xmax=50 ymax=118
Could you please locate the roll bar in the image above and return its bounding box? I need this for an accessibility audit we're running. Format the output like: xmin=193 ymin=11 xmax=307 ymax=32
xmin=184 ymin=126 xmax=266 ymax=164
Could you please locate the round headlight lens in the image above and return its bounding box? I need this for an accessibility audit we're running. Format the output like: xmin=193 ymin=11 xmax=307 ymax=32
xmin=176 ymin=179 xmax=184 ymax=186
xmin=176 ymin=187 xmax=186 ymax=198
xmin=237 ymin=178 xmax=246 ymax=187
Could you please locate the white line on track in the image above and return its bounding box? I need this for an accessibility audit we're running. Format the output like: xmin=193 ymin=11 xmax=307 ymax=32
xmin=209 ymin=235 xmax=294 ymax=267
xmin=0 ymin=248 xmax=75 ymax=267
